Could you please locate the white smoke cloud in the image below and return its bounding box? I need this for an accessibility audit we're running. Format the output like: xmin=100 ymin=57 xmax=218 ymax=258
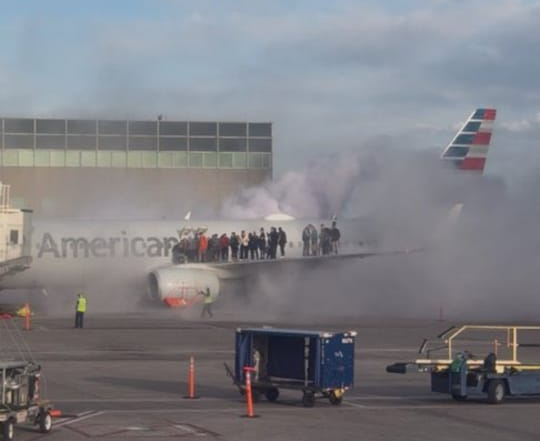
xmin=217 ymin=143 xmax=540 ymax=322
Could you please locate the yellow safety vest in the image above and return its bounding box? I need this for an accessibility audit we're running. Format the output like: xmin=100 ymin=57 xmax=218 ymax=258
xmin=203 ymin=290 xmax=213 ymax=304
xmin=16 ymin=305 xmax=31 ymax=317
xmin=77 ymin=296 xmax=87 ymax=312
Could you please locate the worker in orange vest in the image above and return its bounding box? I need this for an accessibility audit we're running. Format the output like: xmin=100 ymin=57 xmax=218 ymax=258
xmin=198 ymin=233 xmax=208 ymax=262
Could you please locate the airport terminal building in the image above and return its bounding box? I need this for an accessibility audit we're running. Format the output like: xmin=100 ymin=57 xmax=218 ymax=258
xmin=0 ymin=117 xmax=272 ymax=218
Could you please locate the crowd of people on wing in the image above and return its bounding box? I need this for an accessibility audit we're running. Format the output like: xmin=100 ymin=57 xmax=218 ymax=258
xmin=171 ymin=226 xmax=287 ymax=264
xmin=171 ymin=222 xmax=341 ymax=264
xmin=302 ymin=221 xmax=340 ymax=257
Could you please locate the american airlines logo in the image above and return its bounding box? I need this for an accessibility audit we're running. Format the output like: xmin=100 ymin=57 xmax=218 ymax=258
xmin=37 ymin=232 xmax=179 ymax=258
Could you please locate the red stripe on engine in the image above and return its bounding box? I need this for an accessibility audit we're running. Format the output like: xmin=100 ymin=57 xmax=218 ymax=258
xmin=164 ymin=297 xmax=189 ymax=308
xmin=472 ymin=132 xmax=491 ymax=145
xmin=484 ymin=109 xmax=496 ymax=120
xmin=163 ymin=296 xmax=200 ymax=308
xmin=460 ymin=157 xmax=486 ymax=171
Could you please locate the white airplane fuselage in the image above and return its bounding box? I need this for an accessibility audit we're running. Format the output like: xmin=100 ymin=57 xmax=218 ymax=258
xmin=3 ymin=218 xmax=368 ymax=290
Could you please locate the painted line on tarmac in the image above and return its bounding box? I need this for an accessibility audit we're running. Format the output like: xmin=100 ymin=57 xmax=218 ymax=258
xmin=343 ymin=402 xmax=368 ymax=408
xmin=54 ymin=410 xmax=104 ymax=428
xmin=349 ymin=395 xmax=444 ymax=401
xmin=30 ymin=349 xmax=235 ymax=354
xmin=53 ymin=397 xmax=229 ymax=403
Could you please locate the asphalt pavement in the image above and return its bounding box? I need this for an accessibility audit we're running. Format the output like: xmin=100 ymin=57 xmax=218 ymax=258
xmin=3 ymin=310 xmax=540 ymax=441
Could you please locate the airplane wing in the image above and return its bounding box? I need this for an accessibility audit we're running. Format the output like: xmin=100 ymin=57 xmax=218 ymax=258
xmin=210 ymin=248 xmax=420 ymax=279
xmin=147 ymin=248 xmax=421 ymax=307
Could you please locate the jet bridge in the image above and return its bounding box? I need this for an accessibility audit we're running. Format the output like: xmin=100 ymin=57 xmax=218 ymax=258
xmin=0 ymin=183 xmax=33 ymax=280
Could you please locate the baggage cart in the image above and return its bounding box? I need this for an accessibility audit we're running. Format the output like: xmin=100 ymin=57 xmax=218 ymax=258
xmin=226 ymin=327 xmax=356 ymax=407
xmin=387 ymin=325 xmax=540 ymax=404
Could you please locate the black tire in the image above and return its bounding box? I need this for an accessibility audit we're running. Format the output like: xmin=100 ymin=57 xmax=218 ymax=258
xmin=302 ymin=391 xmax=315 ymax=407
xmin=265 ymin=387 xmax=279 ymax=402
xmin=2 ymin=419 xmax=14 ymax=441
xmin=38 ymin=411 xmax=53 ymax=433
xmin=487 ymin=380 xmax=505 ymax=404
xmin=451 ymin=393 xmax=468 ymax=401
xmin=329 ymin=390 xmax=343 ymax=405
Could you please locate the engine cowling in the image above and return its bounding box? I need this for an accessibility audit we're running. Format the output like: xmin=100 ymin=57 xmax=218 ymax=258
xmin=148 ymin=266 xmax=220 ymax=307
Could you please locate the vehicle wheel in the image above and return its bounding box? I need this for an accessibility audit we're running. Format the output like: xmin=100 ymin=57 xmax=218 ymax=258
xmin=2 ymin=419 xmax=14 ymax=441
xmin=329 ymin=389 xmax=343 ymax=405
xmin=265 ymin=387 xmax=279 ymax=402
xmin=487 ymin=380 xmax=505 ymax=404
xmin=38 ymin=411 xmax=53 ymax=433
xmin=451 ymin=393 xmax=467 ymax=401
xmin=302 ymin=391 xmax=315 ymax=407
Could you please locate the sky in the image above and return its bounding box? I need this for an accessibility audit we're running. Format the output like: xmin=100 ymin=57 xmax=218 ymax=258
xmin=2 ymin=0 xmax=540 ymax=182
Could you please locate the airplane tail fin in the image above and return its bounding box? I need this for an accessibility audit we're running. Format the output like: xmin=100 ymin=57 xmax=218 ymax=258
xmin=441 ymin=108 xmax=496 ymax=173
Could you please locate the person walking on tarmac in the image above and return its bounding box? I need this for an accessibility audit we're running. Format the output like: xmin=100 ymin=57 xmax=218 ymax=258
xmin=74 ymin=292 xmax=87 ymax=328
xmin=199 ymin=287 xmax=214 ymax=319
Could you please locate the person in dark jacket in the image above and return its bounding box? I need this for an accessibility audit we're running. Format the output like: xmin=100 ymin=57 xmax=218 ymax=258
xmin=320 ymin=224 xmax=331 ymax=255
xmin=248 ymin=232 xmax=259 ymax=260
xmin=268 ymin=227 xmax=278 ymax=259
xmin=278 ymin=227 xmax=287 ymax=257
xmin=219 ymin=233 xmax=230 ymax=261
xmin=302 ymin=225 xmax=311 ymax=256
xmin=310 ymin=226 xmax=319 ymax=256
xmin=330 ymin=221 xmax=341 ymax=254
xmin=230 ymin=232 xmax=239 ymax=261
xmin=258 ymin=228 xmax=266 ymax=260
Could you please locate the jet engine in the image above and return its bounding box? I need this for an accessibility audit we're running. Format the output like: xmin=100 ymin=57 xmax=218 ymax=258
xmin=147 ymin=267 xmax=220 ymax=307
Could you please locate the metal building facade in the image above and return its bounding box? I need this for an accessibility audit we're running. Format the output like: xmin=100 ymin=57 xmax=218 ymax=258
xmin=0 ymin=117 xmax=272 ymax=218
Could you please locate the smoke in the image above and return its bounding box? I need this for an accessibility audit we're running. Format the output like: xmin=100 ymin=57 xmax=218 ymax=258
xmin=218 ymin=143 xmax=540 ymax=322
xmin=16 ymin=140 xmax=540 ymax=323
xmin=220 ymin=151 xmax=368 ymax=219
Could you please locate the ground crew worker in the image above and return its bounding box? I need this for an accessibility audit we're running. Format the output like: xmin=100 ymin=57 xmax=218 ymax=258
xmin=16 ymin=304 xmax=31 ymax=318
xmin=199 ymin=287 xmax=214 ymax=319
xmin=74 ymin=292 xmax=87 ymax=328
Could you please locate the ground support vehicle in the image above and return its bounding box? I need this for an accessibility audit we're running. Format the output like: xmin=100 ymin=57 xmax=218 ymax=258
xmin=0 ymin=182 xmax=33 ymax=282
xmin=226 ymin=327 xmax=356 ymax=407
xmin=387 ymin=325 xmax=540 ymax=404
xmin=0 ymin=360 xmax=52 ymax=440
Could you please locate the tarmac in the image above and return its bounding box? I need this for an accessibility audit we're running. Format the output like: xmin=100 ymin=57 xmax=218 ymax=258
xmin=4 ymin=308 xmax=540 ymax=441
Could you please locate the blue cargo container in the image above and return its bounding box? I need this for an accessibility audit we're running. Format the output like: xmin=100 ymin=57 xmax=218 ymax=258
xmin=230 ymin=327 xmax=356 ymax=407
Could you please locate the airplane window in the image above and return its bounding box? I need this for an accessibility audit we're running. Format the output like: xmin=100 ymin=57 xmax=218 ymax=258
xmin=10 ymin=230 xmax=18 ymax=245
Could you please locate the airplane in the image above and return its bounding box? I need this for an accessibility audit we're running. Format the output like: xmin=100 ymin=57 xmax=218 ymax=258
xmin=441 ymin=108 xmax=496 ymax=172
xmin=0 ymin=108 xmax=497 ymax=309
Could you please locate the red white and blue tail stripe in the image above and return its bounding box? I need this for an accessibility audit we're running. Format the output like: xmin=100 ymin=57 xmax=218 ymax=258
xmin=441 ymin=108 xmax=496 ymax=173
